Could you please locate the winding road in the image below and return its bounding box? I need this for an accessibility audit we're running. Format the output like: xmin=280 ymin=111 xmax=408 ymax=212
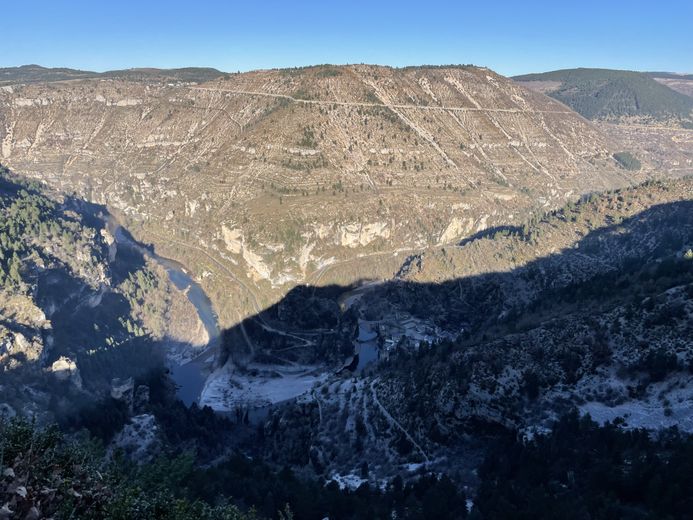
xmin=190 ymin=86 xmax=574 ymax=115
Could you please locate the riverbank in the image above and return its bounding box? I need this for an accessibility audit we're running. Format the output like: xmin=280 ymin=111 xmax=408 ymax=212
xmin=107 ymin=217 xmax=221 ymax=405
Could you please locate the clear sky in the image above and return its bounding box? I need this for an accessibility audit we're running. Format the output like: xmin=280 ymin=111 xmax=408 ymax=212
xmin=2 ymin=0 xmax=692 ymax=76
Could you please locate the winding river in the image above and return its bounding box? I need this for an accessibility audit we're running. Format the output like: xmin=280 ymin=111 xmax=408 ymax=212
xmin=109 ymin=220 xmax=220 ymax=405
xmin=110 ymin=218 xmax=382 ymax=411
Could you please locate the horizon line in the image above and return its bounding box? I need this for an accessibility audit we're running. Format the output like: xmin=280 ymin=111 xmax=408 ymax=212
xmin=2 ymin=62 xmax=691 ymax=78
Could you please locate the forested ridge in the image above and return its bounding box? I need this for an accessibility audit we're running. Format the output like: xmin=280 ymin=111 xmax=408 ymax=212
xmin=514 ymin=68 xmax=693 ymax=123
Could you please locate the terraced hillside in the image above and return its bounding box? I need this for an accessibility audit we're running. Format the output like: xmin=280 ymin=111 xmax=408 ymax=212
xmin=0 ymin=64 xmax=644 ymax=325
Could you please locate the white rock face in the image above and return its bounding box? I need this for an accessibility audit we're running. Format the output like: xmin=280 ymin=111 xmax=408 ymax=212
xmin=186 ymin=199 xmax=199 ymax=217
xmin=1 ymin=332 xmax=43 ymax=364
xmin=221 ymin=225 xmax=243 ymax=254
xmin=299 ymin=242 xmax=315 ymax=272
xmin=340 ymin=221 xmax=390 ymax=248
xmin=100 ymin=228 xmax=115 ymax=246
xmin=313 ymin=223 xmax=332 ymax=240
xmin=220 ymin=225 xmax=274 ymax=280
xmin=110 ymin=377 xmax=135 ymax=403
xmin=111 ymin=414 xmax=160 ymax=462
xmin=329 ymin=473 xmax=368 ymax=491
xmin=50 ymin=356 xmax=82 ymax=388
xmin=439 ymin=217 xmax=473 ymax=244
xmin=475 ymin=215 xmax=490 ymax=232
xmin=14 ymin=98 xmax=50 ymax=107
xmin=1 ymin=122 xmax=14 ymax=158
xmin=243 ymin=247 xmax=272 ymax=281
xmin=111 ymin=98 xmax=142 ymax=107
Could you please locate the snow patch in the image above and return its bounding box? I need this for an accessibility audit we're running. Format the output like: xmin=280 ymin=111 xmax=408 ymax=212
xmin=199 ymin=362 xmax=326 ymax=412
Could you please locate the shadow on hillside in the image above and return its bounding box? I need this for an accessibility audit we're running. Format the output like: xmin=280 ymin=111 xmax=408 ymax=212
xmin=2 ymin=166 xmax=692 ymax=427
xmin=215 ymin=198 xmax=693 ymax=377
xmin=458 ymin=225 xmax=525 ymax=246
xmin=0 ymin=173 xmax=175 ymax=423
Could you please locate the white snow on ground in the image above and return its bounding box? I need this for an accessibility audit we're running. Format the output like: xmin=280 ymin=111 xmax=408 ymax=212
xmin=327 ymin=473 xmax=390 ymax=492
xmin=328 ymin=473 xmax=368 ymax=491
xmin=199 ymin=361 xmax=327 ymax=411
xmin=580 ymin=375 xmax=693 ymax=431
xmin=403 ymin=462 xmax=426 ymax=473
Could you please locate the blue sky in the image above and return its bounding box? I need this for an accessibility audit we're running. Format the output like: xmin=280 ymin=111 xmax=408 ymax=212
xmin=2 ymin=0 xmax=692 ymax=76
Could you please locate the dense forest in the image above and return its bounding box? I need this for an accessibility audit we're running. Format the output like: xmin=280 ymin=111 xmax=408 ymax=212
xmin=4 ymin=411 xmax=693 ymax=519
xmin=514 ymin=68 xmax=693 ymax=122
xmin=474 ymin=411 xmax=693 ymax=519
xmin=1 ymin=414 xmax=469 ymax=520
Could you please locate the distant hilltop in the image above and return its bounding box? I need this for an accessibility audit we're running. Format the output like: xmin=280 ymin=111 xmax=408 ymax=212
xmin=0 ymin=64 xmax=226 ymax=85
xmin=513 ymin=67 xmax=693 ymax=126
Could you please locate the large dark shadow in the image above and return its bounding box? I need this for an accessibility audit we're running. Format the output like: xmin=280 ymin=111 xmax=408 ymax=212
xmin=0 ymin=168 xmax=242 ymax=460
xmin=203 ymin=195 xmax=693 ymax=486
xmin=2 ymin=166 xmax=692 ymax=455
xmin=216 ymin=198 xmax=693 ymax=372
xmin=0 ymin=172 xmax=163 ymax=423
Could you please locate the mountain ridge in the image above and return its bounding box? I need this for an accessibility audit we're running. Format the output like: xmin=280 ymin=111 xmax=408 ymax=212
xmin=0 ymin=64 xmax=226 ymax=85
xmin=0 ymin=63 xmax=639 ymax=326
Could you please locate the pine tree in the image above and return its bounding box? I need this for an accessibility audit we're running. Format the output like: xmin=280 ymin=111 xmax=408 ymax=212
xmin=8 ymin=253 xmax=21 ymax=285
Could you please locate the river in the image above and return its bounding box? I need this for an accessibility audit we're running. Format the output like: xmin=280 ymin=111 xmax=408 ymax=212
xmin=110 ymin=219 xmax=382 ymax=410
xmin=355 ymin=321 xmax=379 ymax=372
xmin=109 ymin=220 xmax=220 ymax=405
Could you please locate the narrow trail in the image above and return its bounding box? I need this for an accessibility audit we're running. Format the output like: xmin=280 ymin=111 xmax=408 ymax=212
xmin=169 ymin=100 xmax=245 ymax=131
xmin=599 ymin=122 xmax=693 ymax=133
xmin=305 ymin=244 xmax=424 ymax=286
xmin=311 ymin=389 xmax=324 ymax=425
xmin=370 ymin=380 xmax=430 ymax=463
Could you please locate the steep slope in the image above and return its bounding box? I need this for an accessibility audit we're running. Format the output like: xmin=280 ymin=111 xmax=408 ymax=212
xmin=253 ymin=177 xmax=693 ymax=483
xmin=0 ymin=64 xmax=639 ymax=325
xmin=514 ymin=68 xmax=693 ymax=125
xmin=0 ymin=166 xmax=205 ymax=422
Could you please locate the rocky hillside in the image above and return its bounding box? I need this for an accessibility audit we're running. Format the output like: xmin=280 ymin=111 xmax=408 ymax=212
xmin=224 ymin=178 xmax=693 ymax=362
xmin=252 ymin=177 xmax=693 ymax=484
xmin=379 ymin=178 xmax=693 ymax=329
xmin=0 ymin=64 xmax=641 ymax=325
xmin=0 ymin=166 xmax=203 ymax=423
xmin=514 ymin=68 xmax=693 ymax=126
xmin=2 ymin=172 xmax=691 ymax=519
